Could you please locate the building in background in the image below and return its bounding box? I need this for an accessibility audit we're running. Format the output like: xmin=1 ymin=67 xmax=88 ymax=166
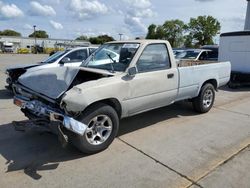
xmin=0 ymin=36 xmax=90 ymax=53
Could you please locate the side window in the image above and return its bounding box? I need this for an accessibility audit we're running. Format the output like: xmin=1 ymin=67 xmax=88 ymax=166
xmin=65 ymin=49 xmax=88 ymax=63
xmin=199 ymin=52 xmax=207 ymax=60
xmin=137 ymin=44 xmax=170 ymax=73
xmin=206 ymin=51 xmax=218 ymax=61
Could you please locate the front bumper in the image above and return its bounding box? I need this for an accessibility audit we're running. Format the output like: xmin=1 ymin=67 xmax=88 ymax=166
xmin=13 ymin=95 xmax=87 ymax=135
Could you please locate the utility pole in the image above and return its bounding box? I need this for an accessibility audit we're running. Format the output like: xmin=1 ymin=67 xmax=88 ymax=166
xmin=245 ymin=0 xmax=250 ymax=30
xmin=33 ymin=25 xmax=37 ymax=54
xmin=118 ymin=33 xmax=123 ymax=41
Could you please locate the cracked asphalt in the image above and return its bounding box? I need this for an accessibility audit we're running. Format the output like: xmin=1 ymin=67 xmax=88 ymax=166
xmin=0 ymin=54 xmax=250 ymax=188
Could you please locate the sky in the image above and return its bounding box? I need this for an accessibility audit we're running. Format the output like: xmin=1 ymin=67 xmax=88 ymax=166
xmin=0 ymin=0 xmax=247 ymax=40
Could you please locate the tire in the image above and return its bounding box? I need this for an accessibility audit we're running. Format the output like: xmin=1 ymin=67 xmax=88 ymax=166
xmin=69 ymin=103 xmax=119 ymax=154
xmin=192 ymin=83 xmax=215 ymax=113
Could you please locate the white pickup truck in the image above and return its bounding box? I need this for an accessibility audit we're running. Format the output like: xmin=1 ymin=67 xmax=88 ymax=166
xmin=13 ymin=40 xmax=231 ymax=154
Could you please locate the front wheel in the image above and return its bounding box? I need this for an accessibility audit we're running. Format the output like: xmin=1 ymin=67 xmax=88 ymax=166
xmin=69 ymin=103 xmax=119 ymax=154
xmin=192 ymin=83 xmax=215 ymax=113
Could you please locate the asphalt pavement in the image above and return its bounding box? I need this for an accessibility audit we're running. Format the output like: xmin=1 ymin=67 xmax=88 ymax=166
xmin=0 ymin=54 xmax=250 ymax=188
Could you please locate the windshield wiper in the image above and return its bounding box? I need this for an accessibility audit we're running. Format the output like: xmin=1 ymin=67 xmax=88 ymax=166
xmin=106 ymin=53 xmax=116 ymax=63
xmin=106 ymin=53 xmax=116 ymax=73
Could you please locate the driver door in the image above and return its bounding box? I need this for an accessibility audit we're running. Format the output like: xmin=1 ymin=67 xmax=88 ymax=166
xmin=125 ymin=43 xmax=178 ymax=115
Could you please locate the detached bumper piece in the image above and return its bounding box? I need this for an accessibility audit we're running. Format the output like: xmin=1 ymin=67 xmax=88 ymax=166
xmin=12 ymin=119 xmax=50 ymax=132
xmin=13 ymin=95 xmax=88 ymax=136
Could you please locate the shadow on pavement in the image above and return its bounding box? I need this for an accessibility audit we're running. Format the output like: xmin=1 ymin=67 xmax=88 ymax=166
xmin=0 ymin=123 xmax=85 ymax=180
xmin=219 ymin=85 xmax=250 ymax=92
xmin=0 ymin=89 xmax=13 ymax=99
xmin=118 ymin=101 xmax=198 ymax=136
xmin=0 ymin=101 xmax=198 ymax=180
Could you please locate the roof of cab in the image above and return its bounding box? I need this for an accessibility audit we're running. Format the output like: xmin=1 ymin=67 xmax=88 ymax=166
xmin=106 ymin=39 xmax=170 ymax=45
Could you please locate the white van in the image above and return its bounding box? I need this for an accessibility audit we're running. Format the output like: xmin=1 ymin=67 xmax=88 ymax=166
xmin=219 ymin=31 xmax=250 ymax=86
xmin=3 ymin=42 xmax=14 ymax=53
xmin=219 ymin=31 xmax=250 ymax=73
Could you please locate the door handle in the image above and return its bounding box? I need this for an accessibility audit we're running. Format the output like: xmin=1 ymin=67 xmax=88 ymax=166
xmin=167 ymin=73 xmax=174 ymax=79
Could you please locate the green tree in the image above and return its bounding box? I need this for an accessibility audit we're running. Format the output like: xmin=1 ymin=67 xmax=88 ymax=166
xmin=29 ymin=30 xmax=49 ymax=38
xmin=146 ymin=24 xmax=157 ymax=39
xmin=76 ymin=35 xmax=89 ymax=41
xmin=184 ymin=35 xmax=194 ymax=48
xmin=145 ymin=20 xmax=186 ymax=47
xmin=89 ymin=35 xmax=114 ymax=44
xmin=162 ymin=19 xmax=186 ymax=47
xmin=155 ymin=25 xmax=165 ymax=39
xmin=0 ymin=29 xmax=21 ymax=36
xmin=186 ymin=15 xmax=221 ymax=46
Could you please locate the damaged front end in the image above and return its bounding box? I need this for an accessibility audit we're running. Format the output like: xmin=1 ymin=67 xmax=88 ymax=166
xmin=12 ymin=81 xmax=88 ymax=147
xmin=12 ymin=66 xmax=113 ymax=146
xmin=13 ymin=94 xmax=88 ymax=147
xmin=13 ymin=94 xmax=87 ymax=136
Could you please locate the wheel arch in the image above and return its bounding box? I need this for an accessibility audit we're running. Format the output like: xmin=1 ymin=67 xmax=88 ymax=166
xmin=83 ymin=98 xmax=122 ymax=119
xmin=202 ymin=79 xmax=218 ymax=91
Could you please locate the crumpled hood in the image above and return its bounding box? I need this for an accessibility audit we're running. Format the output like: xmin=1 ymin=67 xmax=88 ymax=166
xmin=18 ymin=66 xmax=79 ymax=99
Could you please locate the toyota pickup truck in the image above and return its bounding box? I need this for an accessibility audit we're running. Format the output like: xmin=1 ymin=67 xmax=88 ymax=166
xmin=12 ymin=40 xmax=231 ymax=154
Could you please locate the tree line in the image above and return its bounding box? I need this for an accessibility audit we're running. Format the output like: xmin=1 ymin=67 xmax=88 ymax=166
xmin=75 ymin=35 xmax=114 ymax=44
xmin=0 ymin=29 xmax=49 ymax=38
xmin=146 ymin=15 xmax=221 ymax=48
xmin=0 ymin=29 xmax=114 ymax=44
xmin=0 ymin=15 xmax=220 ymax=46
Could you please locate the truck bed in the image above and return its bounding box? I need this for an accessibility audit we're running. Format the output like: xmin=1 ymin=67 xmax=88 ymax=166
xmin=176 ymin=61 xmax=231 ymax=101
xmin=177 ymin=60 xmax=219 ymax=67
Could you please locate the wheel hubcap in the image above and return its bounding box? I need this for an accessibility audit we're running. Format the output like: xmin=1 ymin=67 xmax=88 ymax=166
xmin=203 ymin=89 xmax=213 ymax=108
xmin=85 ymin=115 xmax=113 ymax=145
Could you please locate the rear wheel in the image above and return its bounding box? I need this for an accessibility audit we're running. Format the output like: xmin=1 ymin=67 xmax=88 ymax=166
xmin=192 ymin=83 xmax=215 ymax=113
xmin=69 ymin=103 xmax=119 ymax=154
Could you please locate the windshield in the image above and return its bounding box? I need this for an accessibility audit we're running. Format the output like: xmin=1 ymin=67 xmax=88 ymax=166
xmin=176 ymin=51 xmax=200 ymax=60
xmin=42 ymin=50 xmax=69 ymax=64
xmin=83 ymin=43 xmax=140 ymax=72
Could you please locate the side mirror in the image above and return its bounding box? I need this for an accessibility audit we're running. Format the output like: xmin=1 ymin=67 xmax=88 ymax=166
xmin=127 ymin=67 xmax=137 ymax=77
xmin=60 ymin=57 xmax=70 ymax=64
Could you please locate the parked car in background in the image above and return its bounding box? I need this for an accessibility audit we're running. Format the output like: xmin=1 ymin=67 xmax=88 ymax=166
xmin=175 ymin=49 xmax=218 ymax=61
xmin=12 ymin=40 xmax=230 ymax=154
xmin=173 ymin=48 xmax=186 ymax=57
xmin=2 ymin=42 xmax=14 ymax=53
xmin=5 ymin=46 xmax=97 ymax=89
xmin=201 ymin=45 xmax=219 ymax=53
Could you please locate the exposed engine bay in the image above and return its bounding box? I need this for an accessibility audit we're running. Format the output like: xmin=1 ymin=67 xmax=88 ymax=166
xmin=13 ymin=67 xmax=114 ymax=137
xmin=13 ymin=67 xmax=113 ymax=118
